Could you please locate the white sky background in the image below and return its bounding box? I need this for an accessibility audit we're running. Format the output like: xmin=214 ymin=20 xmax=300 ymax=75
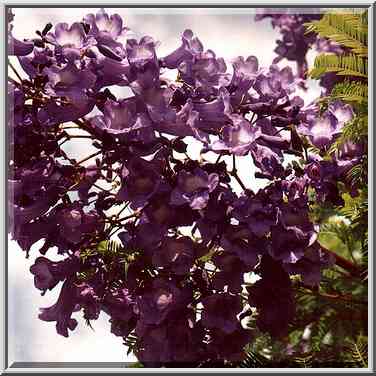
xmin=8 ymin=7 xmax=322 ymax=363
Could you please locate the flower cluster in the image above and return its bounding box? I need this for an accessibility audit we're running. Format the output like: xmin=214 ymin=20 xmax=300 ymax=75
xmin=255 ymin=10 xmax=343 ymax=86
xmin=8 ymin=9 xmax=356 ymax=366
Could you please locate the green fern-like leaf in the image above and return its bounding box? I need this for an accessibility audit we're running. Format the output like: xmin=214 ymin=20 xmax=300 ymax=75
xmin=309 ymin=54 xmax=367 ymax=79
xmin=239 ymin=350 xmax=270 ymax=368
xmin=305 ymin=12 xmax=368 ymax=56
xmin=329 ymin=81 xmax=368 ymax=104
xmin=346 ymin=336 xmax=368 ymax=367
xmin=97 ymin=239 xmax=123 ymax=255
xmin=329 ymin=115 xmax=367 ymax=152
xmin=293 ymin=351 xmax=314 ymax=368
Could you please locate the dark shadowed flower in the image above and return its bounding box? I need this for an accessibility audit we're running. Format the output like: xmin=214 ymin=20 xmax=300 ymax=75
xmin=136 ymin=279 xmax=191 ymax=326
xmin=232 ymin=194 xmax=278 ymax=238
xmin=152 ymin=236 xmax=197 ymax=275
xmin=76 ymin=165 xmax=100 ymax=203
xmin=102 ymin=288 xmax=135 ymax=321
xmin=38 ymin=279 xmax=80 ymax=337
xmin=56 ymin=203 xmax=104 ymax=245
xmin=136 ymin=315 xmax=204 ymax=365
xmin=117 ymin=157 xmax=168 ymax=209
xmin=201 ymin=293 xmax=242 ymax=334
xmin=212 ymin=253 xmax=248 ymax=293
xmin=284 ymin=243 xmax=335 ymax=286
xmin=170 ymin=168 xmax=219 ymax=210
xmin=248 ymin=255 xmax=295 ymax=338
xmin=76 ymin=283 xmax=101 ymax=320
xmin=30 ymin=256 xmax=78 ymax=292
xmin=270 ymin=225 xmax=309 ymax=263
xmin=37 ymin=91 xmax=95 ymax=126
xmin=207 ymin=324 xmax=253 ymax=362
xmin=220 ymin=225 xmax=265 ymax=268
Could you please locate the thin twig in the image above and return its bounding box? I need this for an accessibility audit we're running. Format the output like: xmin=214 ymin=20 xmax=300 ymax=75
xmin=77 ymin=150 xmax=102 ymax=165
xmin=215 ymin=153 xmax=223 ymax=164
xmin=8 ymin=60 xmax=23 ymax=83
xmin=230 ymin=154 xmax=248 ymax=192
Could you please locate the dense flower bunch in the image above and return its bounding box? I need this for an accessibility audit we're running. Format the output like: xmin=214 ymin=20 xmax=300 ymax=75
xmin=8 ymin=9 xmax=361 ymax=366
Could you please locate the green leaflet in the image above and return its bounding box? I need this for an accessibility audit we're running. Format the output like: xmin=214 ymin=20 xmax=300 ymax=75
xmin=305 ymin=12 xmax=368 ymax=57
xmin=309 ymin=54 xmax=367 ymax=79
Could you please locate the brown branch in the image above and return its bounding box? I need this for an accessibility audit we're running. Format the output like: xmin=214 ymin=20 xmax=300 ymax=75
xmin=320 ymin=244 xmax=362 ymax=278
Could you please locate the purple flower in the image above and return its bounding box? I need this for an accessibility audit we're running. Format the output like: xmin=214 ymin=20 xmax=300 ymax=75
xmin=56 ymin=203 xmax=104 ymax=245
xmin=83 ymin=9 xmax=127 ymax=60
xmin=152 ymin=236 xmax=197 ymax=275
xmin=117 ymin=157 xmax=167 ymax=209
xmin=136 ymin=315 xmax=203 ymax=365
xmin=220 ymin=225 xmax=262 ymax=268
xmin=207 ymin=324 xmax=253 ymax=362
xmin=211 ymin=115 xmax=261 ymax=156
xmin=163 ymin=29 xmax=229 ymax=95
xmin=201 ymin=293 xmax=242 ymax=334
xmin=299 ymin=101 xmax=353 ymax=149
xmin=170 ymin=168 xmax=219 ymax=210
xmin=84 ymin=9 xmax=125 ymax=39
xmin=38 ymin=279 xmax=80 ymax=337
xmin=90 ymin=98 xmax=155 ymax=143
xmin=230 ymin=55 xmax=259 ymax=91
xmin=30 ymin=256 xmax=78 ymax=292
xmin=190 ymin=88 xmax=231 ymax=133
xmin=232 ymin=194 xmax=278 ymax=238
xmin=46 ymin=22 xmax=95 ymax=61
xmin=270 ymin=225 xmax=310 ymax=264
xmin=182 ymin=49 xmax=230 ymax=96
xmin=328 ymin=100 xmax=354 ymax=125
xmin=251 ymin=143 xmax=285 ymax=180
xmin=8 ymin=34 xmax=34 ymax=56
xmin=161 ymin=29 xmax=203 ymax=69
xmin=300 ymin=113 xmax=341 ymax=148
xmin=88 ymin=53 xmax=132 ymax=89
xmin=102 ymin=288 xmax=135 ymax=321
xmin=212 ymin=253 xmax=248 ymax=293
xmin=136 ymin=279 xmax=191 ymax=326
xmin=44 ymin=62 xmax=96 ymax=96
xmin=284 ymin=243 xmax=335 ymax=286
xmin=254 ymin=65 xmax=298 ymax=101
